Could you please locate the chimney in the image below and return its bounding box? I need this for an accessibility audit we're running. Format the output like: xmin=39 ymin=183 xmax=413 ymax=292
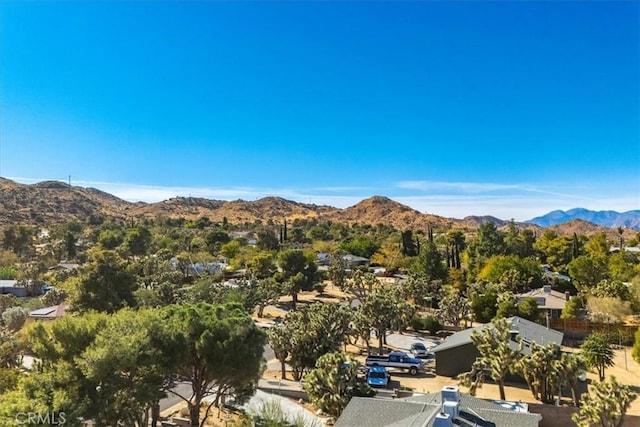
xmin=440 ymin=386 xmax=460 ymax=422
xmin=443 ymin=401 xmax=460 ymax=419
xmin=433 ymin=413 xmax=453 ymax=427
xmin=441 ymin=386 xmax=460 ymax=403
xmin=565 ymin=291 xmax=571 ymax=301
xmin=543 ymin=285 xmax=551 ymax=294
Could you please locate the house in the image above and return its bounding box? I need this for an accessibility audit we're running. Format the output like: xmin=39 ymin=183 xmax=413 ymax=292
xmin=48 ymin=262 xmax=80 ymax=272
xmin=342 ymin=254 xmax=370 ymax=269
xmin=517 ymin=285 xmax=570 ymax=320
xmin=610 ymin=246 xmax=640 ymax=254
xmin=1 ymin=280 xmax=54 ymax=298
xmin=430 ymin=316 xmax=564 ymax=377
xmin=28 ymin=304 xmax=69 ymax=321
xmin=316 ymin=252 xmax=331 ymax=266
xmin=316 ymin=253 xmax=371 ymax=269
xmin=334 ymin=386 xmax=541 ymax=427
xmin=541 ymin=265 xmax=571 ymax=282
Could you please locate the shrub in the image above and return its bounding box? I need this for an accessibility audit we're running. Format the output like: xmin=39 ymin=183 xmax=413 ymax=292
xmin=423 ymin=315 xmax=442 ymax=335
xmin=2 ymin=307 xmax=27 ymax=332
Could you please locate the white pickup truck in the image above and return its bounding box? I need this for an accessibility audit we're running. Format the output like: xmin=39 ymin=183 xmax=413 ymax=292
xmin=364 ymin=351 xmax=424 ymax=375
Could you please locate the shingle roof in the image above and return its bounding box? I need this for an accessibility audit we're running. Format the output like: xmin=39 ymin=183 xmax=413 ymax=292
xmin=430 ymin=325 xmax=486 ymax=353
xmin=333 ymin=397 xmax=439 ymax=427
xmin=430 ymin=316 xmax=563 ymax=355
xmin=517 ymin=286 xmax=568 ymax=310
xmin=334 ymin=393 xmax=541 ymax=427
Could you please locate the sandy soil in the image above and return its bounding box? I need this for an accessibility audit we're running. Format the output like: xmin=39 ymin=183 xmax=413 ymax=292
xmin=256 ymin=285 xmax=640 ymax=426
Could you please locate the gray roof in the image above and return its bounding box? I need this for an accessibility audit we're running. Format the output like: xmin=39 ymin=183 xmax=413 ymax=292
xmin=334 ymin=393 xmax=541 ymax=427
xmin=430 ymin=325 xmax=486 ymax=353
xmin=343 ymin=254 xmax=370 ymax=262
xmin=431 ymin=316 xmax=563 ymax=355
xmin=333 ymin=398 xmax=439 ymax=427
xmin=517 ymin=286 xmax=568 ymax=311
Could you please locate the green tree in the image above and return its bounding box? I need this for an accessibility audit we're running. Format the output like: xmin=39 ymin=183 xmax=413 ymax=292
xmin=477 ymin=255 xmax=543 ymax=292
xmin=569 ymin=255 xmax=609 ymax=292
xmin=0 ymin=328 xmax=21 ymax=368
xmin=267 ymin=325 xmax=292 ymax=380
xmin=633 ymin=326 xmax=640 ymax=365
xmin=1 ymin=307 xmax=27 ymax=332
xmin=585 ymin=233 xmax=611 ymax=258
xmin=572 ymin=376 xmax=636 ymax=427
xmin=534 ymin=230 xmax=576 ymax=271
xmin=77 ymin=309 xmax=180 ymax=426
xmin=467 ymin=222 xmax=506 ymax=273
xmin=514 ymin=343 xmax=559 ymax=403
xmin=555 ymin=352 xmax=587 ymax=407
xmin=327 ymin=252 xmax=348 ymax=290
xmin=359 ymin=286 xmax=405 ymax=355
xmin=205 ymin=229 xmax=231 ymax=253
xmin=288 ymin=302 xmax=352 ymax=380
xmin=220 ymin=239 xmax=243 ymax=260
xmin=410 ymin=240 xmax=447 ymax=281
xmin=469 ymin=282 xmax=501 ymax=323
xmin=123 ymin=226 xmax=152 ymax=257
xmin=457 ymin=318 xmax=521 ymax=400
xmin=446 ymin=230 xmax=466 ymax=269
xmin=437 ymin=287 xmax=471 ymax=328
xmin=340 ymin=235 xmax=379 ymax=259
xmin=591 ymin=280 xmax=631 ymax=300
xmin=400 ymin=274 xmax=443 ymax=309
xmin=581 ymin=332 xmax=614 ymax=382
xmin=247 ymin=251 xmax=277 ymax=280
xmin=70 ymin=250 xmax=138 ymax=313
xmin=342 ymin=269 xmax=378 ymax=300
xmin=164 ymin=303 xmax=266 ymax=427
xmin=24 ymin=311 xmax=110 ymax=422
xmin=2 ymin=224 xmax=35 ymax=257
xmin=98 ymin=229 xmax=124 ymax=250
xmin=16 ymin=261 xmax=47 ymax=297
xmin=303 ymin=352 xmax=373 ymax=418
xmin=0 ymin=265 xmax=18 ymax=280
xmin=277 ymin=249 xmax=319 ymax=308
xmin=561 ymin=295 xmax=584 ymax=320
xmin=516 ymin=297 xmax=542 ymax=323
xmin=252 ymin=277 xmax=282 ymax=318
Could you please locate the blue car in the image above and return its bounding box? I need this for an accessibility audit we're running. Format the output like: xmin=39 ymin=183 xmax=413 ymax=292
xmin=366 ymin=366 xmax=390 ymax=388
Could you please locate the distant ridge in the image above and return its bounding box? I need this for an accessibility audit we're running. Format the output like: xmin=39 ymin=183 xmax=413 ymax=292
xmin=526 ymin=208 xmax=640 ymax=230
xmin=0 ymin=178 xmax=636 ymax=238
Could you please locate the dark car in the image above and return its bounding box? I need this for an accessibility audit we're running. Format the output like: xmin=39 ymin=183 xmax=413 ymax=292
xmin=410 ymin=342 xmax=434 ymax=360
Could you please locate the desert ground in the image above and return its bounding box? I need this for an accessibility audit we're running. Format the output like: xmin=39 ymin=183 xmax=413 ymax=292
xmin=259 ymin=285 xmax=640 ymax=427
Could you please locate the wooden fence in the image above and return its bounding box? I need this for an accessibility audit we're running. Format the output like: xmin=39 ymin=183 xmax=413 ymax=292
xmin=551 ymin=318 xmax=638 ymax=343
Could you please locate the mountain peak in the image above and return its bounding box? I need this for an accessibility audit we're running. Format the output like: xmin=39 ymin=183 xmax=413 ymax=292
xmin=527 ymin=208 xmax=640 ymax=230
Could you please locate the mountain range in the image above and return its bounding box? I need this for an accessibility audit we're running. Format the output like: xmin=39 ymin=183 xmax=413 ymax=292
xmin=527 ymin=208 xmax=640 ymax=230
xmin=1 ymin=178 xmax=637 ymax=238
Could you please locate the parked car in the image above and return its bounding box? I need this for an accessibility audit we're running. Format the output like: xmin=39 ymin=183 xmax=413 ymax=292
xmin=365 ymin=351 xmax=424 ymax=375
xmin=410 ymin=342 xmax=435 ymax=360
xmin=366 ymin=366 xmax=390 ymax=388
xmin=410 ymin=342 xmax=428 ymax=357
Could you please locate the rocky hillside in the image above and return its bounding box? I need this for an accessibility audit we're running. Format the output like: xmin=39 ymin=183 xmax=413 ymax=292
xmin=0 ymin=178 xmax=132 ymax=225
xmin=0 ymin=178 xmax=632 ymax=238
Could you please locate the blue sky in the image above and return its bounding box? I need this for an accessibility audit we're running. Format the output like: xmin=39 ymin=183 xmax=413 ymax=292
xmin=1 ymin=1 xmax=638 ymax=221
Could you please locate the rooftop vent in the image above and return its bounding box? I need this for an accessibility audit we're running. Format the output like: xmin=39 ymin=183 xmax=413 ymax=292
xmin=443 ymin=400 xmax=460 ymax=419
xmin=433 ymin=412 xmax=453 ymax=427
xmin=441 ymin=386 xmax=460 ymax=403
